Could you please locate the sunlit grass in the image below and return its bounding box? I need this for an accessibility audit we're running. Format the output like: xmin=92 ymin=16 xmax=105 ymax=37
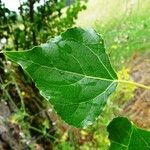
xmin=76 ymin=0 xmax=150 ymax=27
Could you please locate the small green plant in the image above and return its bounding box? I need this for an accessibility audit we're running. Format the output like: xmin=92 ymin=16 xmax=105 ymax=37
xmin=111 ymin=67 xmax=137 ymax=104
xmin=3 ymin=27 xmax=150 ymax=149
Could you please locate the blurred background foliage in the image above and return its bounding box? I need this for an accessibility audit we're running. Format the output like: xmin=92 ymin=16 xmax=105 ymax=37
xmin=0 ymin=0 xmax=150 ymax=149
xmin=0 ymin=0 xmax=86 ymax=50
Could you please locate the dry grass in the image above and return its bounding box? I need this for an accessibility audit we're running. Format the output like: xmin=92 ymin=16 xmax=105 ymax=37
xmin=76 ymin=0 xmax=150 ymax=27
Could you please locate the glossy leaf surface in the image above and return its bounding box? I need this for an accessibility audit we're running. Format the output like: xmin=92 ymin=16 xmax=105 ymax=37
xmin=4 ymin=27 xmax=117 ymax=128
xmin=107 ymin=117 xmax=150 ymax=150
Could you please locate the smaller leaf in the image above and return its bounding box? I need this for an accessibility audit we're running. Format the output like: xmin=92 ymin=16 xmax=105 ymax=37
xmin=107 ymin=117 xmax=150 ymax=150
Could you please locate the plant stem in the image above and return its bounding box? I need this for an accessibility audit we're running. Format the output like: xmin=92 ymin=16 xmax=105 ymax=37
xmin=116 ymin=80 xmax=150 ymax=90
xmin=29 ymin=126 xmax=56 ymax=140
xmin=0 ymin=76 xmax=18 ymax=110
xmin=12 ymin=76 xmax=26 ymax=112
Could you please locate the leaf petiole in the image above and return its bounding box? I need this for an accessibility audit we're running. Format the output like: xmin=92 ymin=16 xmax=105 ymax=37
xmin=116 ymin=80 xmax=150 ymax=90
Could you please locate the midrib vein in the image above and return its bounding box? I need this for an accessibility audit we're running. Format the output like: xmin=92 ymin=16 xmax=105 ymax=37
xmin=7 ymin=54 xmax=116 ymax=83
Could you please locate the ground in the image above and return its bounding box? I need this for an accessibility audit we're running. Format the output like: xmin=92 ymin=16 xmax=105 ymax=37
xmin=123 ymin=52 xmax=150 ymax=129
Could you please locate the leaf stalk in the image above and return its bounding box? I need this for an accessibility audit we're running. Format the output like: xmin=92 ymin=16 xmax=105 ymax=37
xmin=116 ymin=80 xmax=150 ymax=90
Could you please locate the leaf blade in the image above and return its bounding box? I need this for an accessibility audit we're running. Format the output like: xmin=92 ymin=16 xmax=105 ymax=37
xmin=4 ymin=27 xmax=118 ymax=128
xmin=107 ymin=117 xmax=150 ymax=150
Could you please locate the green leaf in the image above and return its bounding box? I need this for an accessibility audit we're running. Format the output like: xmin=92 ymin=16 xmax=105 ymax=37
xmin=4 ymin=27 xmax=117 ymax=128
xmin=107 ymin=117 xmax=150 ymax=150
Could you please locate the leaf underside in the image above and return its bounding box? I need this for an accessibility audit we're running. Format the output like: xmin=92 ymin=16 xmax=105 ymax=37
xmin=107 ymin=117 xmax=150 ymax=150
xmin=4 ymin=27 xmax=117 ymax=128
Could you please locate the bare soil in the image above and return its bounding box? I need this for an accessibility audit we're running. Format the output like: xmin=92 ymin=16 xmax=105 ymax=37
xmin=123 ymin=52 xmax=150 ymax=129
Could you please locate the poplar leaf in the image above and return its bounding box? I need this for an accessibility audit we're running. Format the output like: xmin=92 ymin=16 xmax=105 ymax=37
xmin=107 ymin=117 xmax=150 ymax=150
xmin=4 ymin=27 xmax=117 ymax=128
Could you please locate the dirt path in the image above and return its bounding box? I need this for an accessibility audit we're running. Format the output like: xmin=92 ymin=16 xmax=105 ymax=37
xmin=123 ymin=52 xmax=150 ymax=129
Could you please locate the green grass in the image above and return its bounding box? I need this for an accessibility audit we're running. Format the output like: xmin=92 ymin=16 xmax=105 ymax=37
xmin=95 ymin=13 xmax=150 ymax=69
